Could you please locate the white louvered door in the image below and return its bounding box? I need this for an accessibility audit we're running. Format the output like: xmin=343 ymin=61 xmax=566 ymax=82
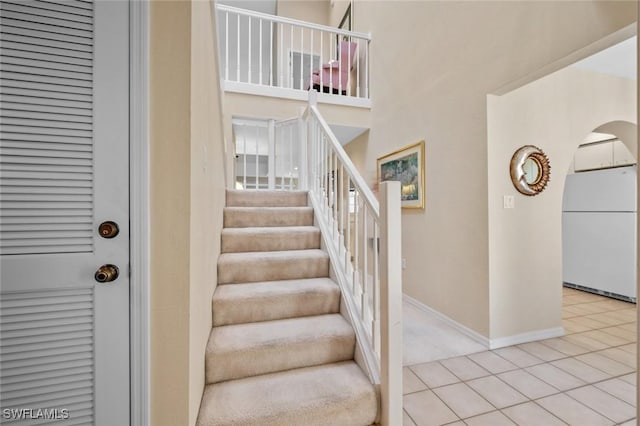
xmin=0 ymin=1 xmax=130 ymax=425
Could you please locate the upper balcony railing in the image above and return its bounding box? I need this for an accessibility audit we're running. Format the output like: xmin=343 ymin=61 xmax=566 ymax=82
xmin=215 ymin=4 xmax=371 ymax=106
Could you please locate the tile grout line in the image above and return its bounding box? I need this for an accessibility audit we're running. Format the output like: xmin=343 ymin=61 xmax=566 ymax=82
xmin=406 ymin=335 xmax=632 ymax=388
xmin=517 ymin=344 xmax=635 ymax=388
xmin=402 ymin=289 xmax=635 ymax=426
xmin=535 ymin=338 xmax=635 ymax=368
xmin=500 ymin=401 xmax=571 ymax=426
xmin=535 ymin=387 xmax=635 ymax=425
xmin=406 ymin=363 xmax=635 ymax=405
xmin=403 ymin=408 xmax=419 ymax=426
xmin=422 ymin=357 xmax=501 ymax=422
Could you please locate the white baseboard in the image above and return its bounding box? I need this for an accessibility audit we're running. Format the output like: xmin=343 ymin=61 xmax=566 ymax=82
xmin=403 ymin=294 xmax=490 ymax=348
xmin=489 ymin=327 xmax=565 ymax=350
xmin=403 ymin=294 xmax=566 ymax=350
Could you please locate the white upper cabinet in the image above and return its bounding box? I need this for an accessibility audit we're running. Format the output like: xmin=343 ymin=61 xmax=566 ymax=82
xmin=574 ymin=141 xmax=614 ymax=171
xmin=574 ymin=133 xmax=637 ymax=172
xmin=612 ymin=139 xmax=636 ymax=167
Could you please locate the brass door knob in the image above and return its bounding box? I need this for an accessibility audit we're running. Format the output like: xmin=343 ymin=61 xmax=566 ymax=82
xmin=95 ymin=264 xmax=119 ymax=283
xmin=98 ymin=221 xmax=119 ymax=238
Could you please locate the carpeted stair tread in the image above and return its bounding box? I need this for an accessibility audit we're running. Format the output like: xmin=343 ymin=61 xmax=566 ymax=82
xmin=198 ymin=190 xmax=379 ymax=424
xmin=197 ymin=361 xmax=378 ymax=426
xmin=206 ymin=314 xmax=355 ymax=383
xmin=213 ymin=277 xmax=340 ymax=326
xmin=217 ymin=249 xmax=329 ymax=284
xmin=226 ymin=189 xmax=308 ymax=207
xmin=221 ymin=226 xmax=320 ymax=253
xmin=223 ymin=206 xmax=314 ymax=228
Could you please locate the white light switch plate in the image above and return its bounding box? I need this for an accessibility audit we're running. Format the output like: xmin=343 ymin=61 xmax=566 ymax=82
xmin=503 ymin=195 xmax=515 ymax=209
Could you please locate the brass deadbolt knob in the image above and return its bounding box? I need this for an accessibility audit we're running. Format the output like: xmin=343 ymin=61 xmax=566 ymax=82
xmin=95 ymin=264 xmax=119 ymax=283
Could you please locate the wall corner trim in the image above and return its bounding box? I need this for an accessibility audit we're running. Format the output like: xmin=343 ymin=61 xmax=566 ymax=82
xmin=130 ymin=0 xmax=150 ymax=425
xmin=488 ymin=327 xmax=565 ymax=350
xmin=402 ymin=294 xmax=490 ymax=348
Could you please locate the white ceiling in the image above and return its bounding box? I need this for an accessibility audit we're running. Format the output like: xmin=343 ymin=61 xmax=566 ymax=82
xmin=571 ymin=36 xmax=636 ymax=80
xmin=329 ymin=124 xmax=368 ymax=146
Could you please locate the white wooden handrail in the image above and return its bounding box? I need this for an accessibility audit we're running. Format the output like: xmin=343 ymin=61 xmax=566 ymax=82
xmin=215 ymin=3 xmax=370 ymax=100
xmin=303 ymin=94 xmax=402 ymax=426
xmin=216 ymin=4 xmax=371 ymax=40
xmin=306 ymin=104 xmax=379 ymax=215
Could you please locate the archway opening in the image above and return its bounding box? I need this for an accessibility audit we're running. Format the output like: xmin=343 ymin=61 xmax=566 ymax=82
xmin=562 ymin=122 xmax=638 ymax=305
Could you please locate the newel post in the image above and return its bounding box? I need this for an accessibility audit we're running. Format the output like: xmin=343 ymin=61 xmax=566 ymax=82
xmin=297 ymin=112 xmax=307 ymax=191
xmin=379 ymin=181 xmax=403 ymax=426
xmin=302 ymin=90 xmax=318 ymax=191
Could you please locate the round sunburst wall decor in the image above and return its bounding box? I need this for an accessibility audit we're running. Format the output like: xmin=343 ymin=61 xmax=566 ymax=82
xmin=509 ymin=145 xmax=551 ymax=196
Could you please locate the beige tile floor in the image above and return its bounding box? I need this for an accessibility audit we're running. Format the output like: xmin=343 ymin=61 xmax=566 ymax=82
xmin=403 ymin=287 xmax=637 ymax=426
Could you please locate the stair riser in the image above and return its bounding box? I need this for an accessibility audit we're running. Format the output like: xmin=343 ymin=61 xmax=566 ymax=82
xmin=224 ymin=208 xmax=314 ymax=228
xmin=218 ymin=256 xmax=329 ymax=284
xmin=213 ymin=287 xmax=340 ymax=326
xmin=206 ymin=333 xmax=355 ymax=384
xmin=221 ymin=230 xmax=320 ymax=253
xmin=226 ymin=190 xmax=307 ymax=207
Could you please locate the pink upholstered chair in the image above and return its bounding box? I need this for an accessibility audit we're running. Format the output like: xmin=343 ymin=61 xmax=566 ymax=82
xmin=309 ymin=41 xmax=357 ymax=95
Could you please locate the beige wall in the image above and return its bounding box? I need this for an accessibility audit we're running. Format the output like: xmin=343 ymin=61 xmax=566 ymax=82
xmin=488 ymin=67 xmax=636 ymax=343
xmin=189 ymin=0 xmax=227 ymax=423
xmin=637 ymin=20 xmax=639 ymax=412
xmin=329 ymin=0 xmax=350 ymax=28
xmin=343 ymin=130 xmax=369 ymax=172
xmin=346 ymin=0 xmax=636 ymax=337
xmin=150 ymin=1 xmax=227 ymax=425
xmin=277 ymin=0 xmax=329 ymax=25
xmin=150 ymin=1 xmax=191 ymax=424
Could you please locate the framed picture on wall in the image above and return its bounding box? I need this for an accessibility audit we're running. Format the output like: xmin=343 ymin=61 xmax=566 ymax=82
xmin=377 ymin=141 xmax=425 ymax=209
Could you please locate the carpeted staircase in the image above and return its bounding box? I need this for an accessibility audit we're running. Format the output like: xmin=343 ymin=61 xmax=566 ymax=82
xmin=197 ymin=190 xmax=378 ymax=426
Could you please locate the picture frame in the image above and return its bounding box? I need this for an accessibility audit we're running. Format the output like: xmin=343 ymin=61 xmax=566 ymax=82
xmin=377 ymin=141 xmax=425 ymax=209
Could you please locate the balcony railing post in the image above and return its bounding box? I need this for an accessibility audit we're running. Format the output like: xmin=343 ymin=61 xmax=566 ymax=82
xmin=236 ymin=13 xmax=240 ymax=82
xmin=248 ymin=16 xmax=252 ymax=83
xmin=365 ymin=38 xmax=370 ymax=98
xmin=356 ymin=38 xmax=360 ymax=98
xmin=225 ymin=11 xmax=229 ymax=81
xmin=268 ymin=119 xmax=276 ymax=190
xmin=379 ymin=181 xmax=402 ymax=426
xmin=308 ymin=88 xmax=318 ymax=107
xmin=298 ymin=112 xmax=308 ymax=190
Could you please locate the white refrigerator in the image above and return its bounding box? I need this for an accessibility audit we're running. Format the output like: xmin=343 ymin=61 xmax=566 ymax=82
xmin=562 ymin=166 xmax=637 ymax=302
